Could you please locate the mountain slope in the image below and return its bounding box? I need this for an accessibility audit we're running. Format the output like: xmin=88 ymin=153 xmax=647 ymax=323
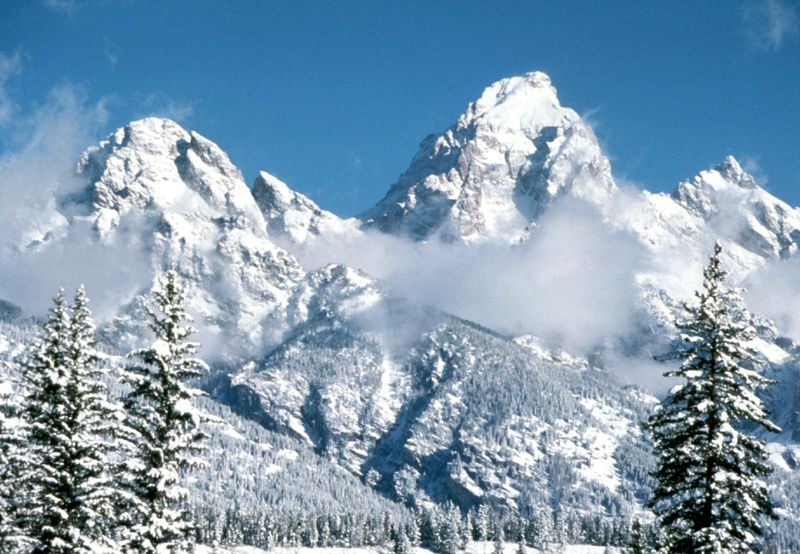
xmin=220 ymin=266 xmax=656 ymax=515
xmin=253 ymin=170 xmax=360 ymax=248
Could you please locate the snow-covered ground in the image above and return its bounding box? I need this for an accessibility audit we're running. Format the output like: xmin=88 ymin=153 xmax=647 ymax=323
xmin=197 ymin=542 xmax=622 ymax=554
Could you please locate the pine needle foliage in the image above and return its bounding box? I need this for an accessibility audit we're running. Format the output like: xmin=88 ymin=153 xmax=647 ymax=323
xmin=20 ymin=287 xmax=118 ymax=553
xmin=121 ymin=269 xmax=209 ymax=553
xmin=645 ymin=242 xmax=780 ymax=554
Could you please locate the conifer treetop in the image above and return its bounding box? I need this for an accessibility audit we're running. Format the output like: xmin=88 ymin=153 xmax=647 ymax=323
xmin=646 ymin=241 xmax=780 ymax=554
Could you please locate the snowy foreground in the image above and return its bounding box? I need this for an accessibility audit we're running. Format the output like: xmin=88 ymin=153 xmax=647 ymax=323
xmin=196 ymin=542 xmax=622 ymax=554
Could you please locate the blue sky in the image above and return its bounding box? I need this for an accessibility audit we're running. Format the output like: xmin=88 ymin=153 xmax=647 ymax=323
xmin=0 ymin=0 xmax=798 ymax=216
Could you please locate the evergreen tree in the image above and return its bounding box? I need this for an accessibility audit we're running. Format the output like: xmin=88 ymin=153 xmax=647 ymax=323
xmin=121 ymin=269 xmax=209 ymax=553
xmin=492 ymin=528 xmax=503 ymax=554
xmin=20 ymin=286 xmax=118 ymax=553
xmin=475 ymin=504 xmax=490 ymax=542
xmin=627 ymin=519 xmax=646 ymax=554
xmin=392 ymin=524 xmax=411 ymax=554
xmin=645 ymin=242 xmax=780 ymax=554
xmin=320 ymin=518 xmax=332 ymax=547
xmin=0 ymin=374 xmax=28 ymax=551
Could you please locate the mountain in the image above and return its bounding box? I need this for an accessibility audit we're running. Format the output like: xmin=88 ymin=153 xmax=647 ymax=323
xmin=360 ymin=72 xmax=616 ymax=243
xmin=61 ymin=117 xmax=304 ymax=359
xmin=219 ymin=265 xmax=655 ymax=515
xmin=2 ymin=71 xmax=800 ymax=547
xmin=249 ymin=72 xmax=800 ymax=524
xmin=672 ymin=155 xmax=800 ymax=260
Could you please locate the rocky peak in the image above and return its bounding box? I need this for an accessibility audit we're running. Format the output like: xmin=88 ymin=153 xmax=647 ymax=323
xmin=61 ymin=118 xmax=306 ymax=360
xmin=73 ymin=117 xmax=264 ymax=237
xmin=252 ymin=171 xmax=357 ymax=246
xmin=717 ymin=155 xmax=758 ymax=189
xmin=361 ymin=72 xmax=616 ymax=243
xmin=464 ymin=71 xmax=564 ymax=133
xmin=672 ymin=156 xmax=800 ymax=259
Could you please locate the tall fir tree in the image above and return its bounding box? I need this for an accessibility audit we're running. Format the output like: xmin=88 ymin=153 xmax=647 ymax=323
xmin=645 ymin=242 xmax=780 ymax=554
xmin=20 ymin=286 xmax=118 ymax=553
xmin=121 ymin=269 xmax=209 ymax=553
xmin=0 ymin=374 xmax=29 ymax=552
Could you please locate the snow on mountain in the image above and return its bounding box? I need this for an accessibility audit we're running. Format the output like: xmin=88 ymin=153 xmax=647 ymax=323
xmin=65 ymin=117 xmax=305 ymax=358
xmin=361 ymin=72 xmax=616 ymax=243
xmin=252 ymin=170 xmax=360 ymax=247
xmin=672 ymin=155 xmax=800 ymax=260
xmin=221 ymin=266 xmax=655 ymax=515
xmin=3 ymin=71 xmax=800 ymax=536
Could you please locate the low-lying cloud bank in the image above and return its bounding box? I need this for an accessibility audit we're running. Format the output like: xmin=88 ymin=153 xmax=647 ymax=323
xmin=293 ymin=198 xmax=655 ymax=356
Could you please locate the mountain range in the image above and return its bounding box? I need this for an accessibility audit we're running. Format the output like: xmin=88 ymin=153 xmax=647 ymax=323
xmin=1 ymin=71 xmax=799 ymax=540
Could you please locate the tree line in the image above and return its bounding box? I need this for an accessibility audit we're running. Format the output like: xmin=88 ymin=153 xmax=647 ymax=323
xmin=191 ymin=502 xmax=656 ymax=553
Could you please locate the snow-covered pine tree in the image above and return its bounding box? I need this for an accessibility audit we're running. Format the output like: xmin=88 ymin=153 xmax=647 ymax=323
xmin=492 ymin=529 xmax=503 ymax=554
xmin=320 ymin=517 xmax=332 ymax=547
xmin=627 ymin=518 xmax=646 ymax=554
xmin=20 ymin=286 xmax=118 ymax=553
xmin=645 ymin=241 xmax=780 ymax=554
xmin=392 ymin=523 xmax=411 ymax=554
xmin=0 ymin=374 xmax=29 ymax=551
xmin=475 ymin=504 xmax=490 ymax=542
xmin=121 ymin=269 xmax=209 ymax=553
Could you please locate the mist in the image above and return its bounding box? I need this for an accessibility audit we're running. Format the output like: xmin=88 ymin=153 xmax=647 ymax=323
xmin=745 ymin=255 xmax=800 ymax=341
xmin=0 ymin=85 xmax=154 ymax=320
xmin=292 ymin=197 xmax=655 ymax=356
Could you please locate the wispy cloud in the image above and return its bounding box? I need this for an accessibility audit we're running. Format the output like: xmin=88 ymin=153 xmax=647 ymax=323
xmin=740 ymin=154 xmax=769 ymax=187
xmin=41 ymin=0 xmax=79 ymax=12
xmin=741 ymin=0 xmax=800 ymax=51
xmin=0 ymin=51 xmax=23 ymax=124
xmin=139 ymin=92 xmax=194 ymax=122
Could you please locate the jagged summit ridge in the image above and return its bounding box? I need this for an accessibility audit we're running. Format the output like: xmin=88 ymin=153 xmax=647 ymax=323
xmin=63 ymin=117 xmax=306 ymax=359
xmin=671 ymin=155 xmax=800 ymax=259
xmin=74 ymin=117 xmax=264 ymax=237
xmin=360 ymin=71 xmax=616 ymax=243
xmin=252 ymin=170 xmax=359 ymax=247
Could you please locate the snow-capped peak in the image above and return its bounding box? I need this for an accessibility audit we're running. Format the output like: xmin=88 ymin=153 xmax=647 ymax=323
xmin=672 ymin=156 xmax=800 ymax=259
xmin=74 ymin=117 xmax=264 ymax=236
xmin=716 ymin=155 xmax=758 ymax=189
xmin=361 ymin=71 xmax=616 ymax=243
xmin=466 ymin=71 xmax=566 ymax=133
xmin=57 ymin=118 xmax=306 ymax=359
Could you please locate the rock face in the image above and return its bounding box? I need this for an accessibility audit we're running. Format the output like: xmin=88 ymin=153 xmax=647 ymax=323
xmin=361 ymin=72 xmax=616 ymax=243
xmin=67 ymin=117 xmax=305 ymax=359
xmin=252 ymin=171 xmax=360 ymax=247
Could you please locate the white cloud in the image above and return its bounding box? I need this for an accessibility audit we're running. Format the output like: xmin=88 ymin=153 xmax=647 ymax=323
xmin=740 ymin=154 xmax=769 ymax=187
xmin=742 ymin=0 xmax=800 ymax=51
xmin=139 ymin=92 xmax=194 ymax=122
xmin=746 ymin=255 xmax=800 ymax=340
xmin=0 ymin=51 xmax=22 ymax=124
xmin=293 ymin=197 xmax=654 ymax=356
xmin=0 ymin=85 xmax=148 ymax=317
